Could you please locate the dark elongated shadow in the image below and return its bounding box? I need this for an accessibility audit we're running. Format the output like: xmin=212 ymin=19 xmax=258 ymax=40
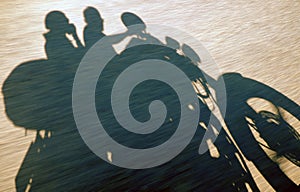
xmin=3 ymin=9 xmax=298 ymax=192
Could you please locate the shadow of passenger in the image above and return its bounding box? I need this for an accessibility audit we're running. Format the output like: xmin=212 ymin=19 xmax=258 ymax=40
xmin=44 ymin=11 xmax=84 ymax=60
xmin=3 ymin=10 xmax=105 ymax=192
xmin=83 ymin=7 xmax=134 ymax=61
xmin=83 ymin=6 xmax=106 ymax=49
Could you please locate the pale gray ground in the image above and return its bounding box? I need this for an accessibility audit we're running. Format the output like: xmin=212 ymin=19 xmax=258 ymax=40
xmin=0 ymin=1 xmax=299 ymax=191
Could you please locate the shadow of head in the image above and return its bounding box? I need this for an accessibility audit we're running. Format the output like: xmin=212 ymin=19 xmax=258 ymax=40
xmin=45 ymin=11 xmax=73 ymax=34
xmin=84 ymin=6 xmax=104 ymax=31
xmin=121 ymin=12 xmax=146 ymax=32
